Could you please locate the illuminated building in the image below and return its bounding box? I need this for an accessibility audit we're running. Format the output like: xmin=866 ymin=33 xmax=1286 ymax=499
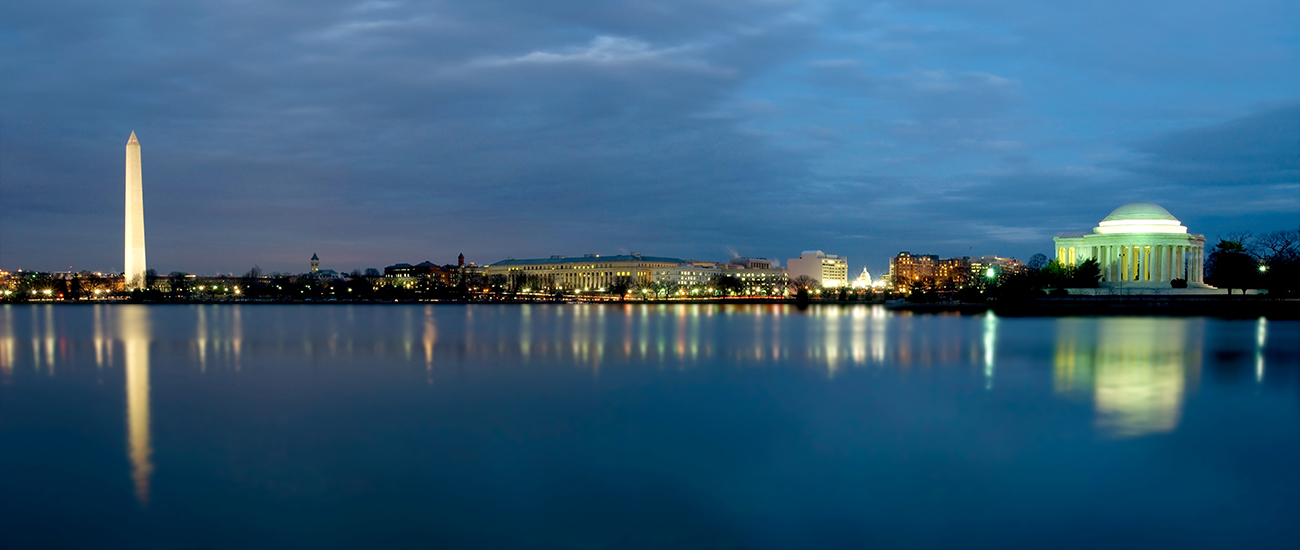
xmin=787 ymin=251 xmax=848 ymax=288
xmin=488 ymin=253 xmax=683 ymax=291
xmin=728 ymin=257 xmax=772 ymax=269
xmin=124 ymin=132 xmax=147 ymax=290
xmin=652 ymin=263 xmax=788 ymax=292
xmin=305 ymin=253 xmax=340 ymax=279
xmin=969 ymin=255 xmax=1026 ymax=281
xmin=889 ymin=252 xmax=970 ymax=291
xmin=1052 ymin=203 xmax=1208 ymax=288
xmin=385 ymin=261 xmax=449 ymax=280
xmin=852 ymin=268 xmax=873 ymax=289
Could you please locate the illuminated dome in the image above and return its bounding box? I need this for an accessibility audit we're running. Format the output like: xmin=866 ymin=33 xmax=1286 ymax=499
xmin=1054 ymin=202 xmax=1208 ymax=289
xmin=1095 ymin=203 xmax=1186 ymax=234
xmin=1101 ymin=203 xmax=1178 ymax=223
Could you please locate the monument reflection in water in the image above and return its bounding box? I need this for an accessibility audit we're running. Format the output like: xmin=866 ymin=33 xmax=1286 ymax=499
xmin=0 ymin=304 xmax=1295 ymax=548
xmin=121 ymin=307 xmax=153 ymax=505
xmin=1054 ymin=318 xmax=1204 ymax=438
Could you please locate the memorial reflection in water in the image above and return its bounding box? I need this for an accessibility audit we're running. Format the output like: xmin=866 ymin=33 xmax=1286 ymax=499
xmin=1054 ymin=317 xmax=1205 ymax=438
xmin=1 ymin=304 xmax=1285 ymax=515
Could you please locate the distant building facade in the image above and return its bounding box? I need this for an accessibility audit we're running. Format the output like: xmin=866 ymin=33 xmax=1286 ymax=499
xmin=384 ymin=261 xmax=450 ymax=284
xmin=306 ymin=253 xmax=340 ymax=279
xmin=487 ymin=254 xmax=684 ymax=291
xmin=969 ymin=255 xmax=1026 ymax=282
xmin=729 ymin=257 xmax=773 ymax=269
xmin=889 ymin=252 xmax=971 ymax=291
xmin=652 ymin=262 xmax=788 ymax=292
xmin=787 ymin=251 xmax=848 ymax=288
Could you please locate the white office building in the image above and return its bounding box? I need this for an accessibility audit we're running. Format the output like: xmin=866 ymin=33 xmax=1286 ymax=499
xmin=787 ymin=250 xmax=849 ymax=288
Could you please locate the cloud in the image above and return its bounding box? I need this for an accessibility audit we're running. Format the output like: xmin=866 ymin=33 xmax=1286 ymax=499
xmin=1125 ymin=103 xmax=1300 ymax=187
xmin=0 ymin=0 xmax=1296 ymax=274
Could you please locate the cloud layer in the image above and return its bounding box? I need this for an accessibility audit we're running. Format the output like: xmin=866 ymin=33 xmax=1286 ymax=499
xmin=2 ymin=0 xmax=1297 ymax=275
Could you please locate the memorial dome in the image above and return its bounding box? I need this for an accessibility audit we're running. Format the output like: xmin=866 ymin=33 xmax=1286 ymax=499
xmin=1102 ymin=203 xmax=1178 ymax=223
xmin=1095 ymin=203 xmax=1186 ymax=234
xmin=1054 ymin=202 xmax=1207 ymax=288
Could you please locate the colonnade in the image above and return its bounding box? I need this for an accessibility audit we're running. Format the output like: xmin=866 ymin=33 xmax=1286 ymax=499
xmin=1094 ymin=244 xmax=1202 ymax=283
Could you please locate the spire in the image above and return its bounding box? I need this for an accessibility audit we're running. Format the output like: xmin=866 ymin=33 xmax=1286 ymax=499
xmin=127 ymin=131 xmax=138 ymax=144
xmin=311 ymin=253 xmax=319 ymax=260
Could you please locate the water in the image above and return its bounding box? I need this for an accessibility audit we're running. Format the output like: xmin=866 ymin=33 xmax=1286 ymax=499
xmin=1 ymin=304 xmax=1297 ymax=549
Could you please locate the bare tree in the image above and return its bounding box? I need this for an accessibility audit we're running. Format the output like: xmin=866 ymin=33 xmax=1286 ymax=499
xmin=1255 ymin=229 xmax=1299 ymax=261
xmin=788 ymin=275 xmax=819 ymax=292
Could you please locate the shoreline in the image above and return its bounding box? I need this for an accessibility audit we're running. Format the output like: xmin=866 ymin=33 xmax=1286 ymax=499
xmin=5 ymin=296 xmax=1296 ymax=319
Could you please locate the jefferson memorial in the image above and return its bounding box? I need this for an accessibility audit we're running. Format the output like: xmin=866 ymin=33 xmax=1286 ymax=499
xmin=1053 ymin=203 xmax=1209 ymax=289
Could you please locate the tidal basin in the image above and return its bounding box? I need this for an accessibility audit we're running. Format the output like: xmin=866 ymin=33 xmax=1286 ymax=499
xmin=1 ymin=305 xmax=1297 ymax=549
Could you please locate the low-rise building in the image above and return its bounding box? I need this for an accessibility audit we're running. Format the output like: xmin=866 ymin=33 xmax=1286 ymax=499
xmin=969 ymin=255 xmax=1026 ymax=282
xmin=487 ymin=253 xmax=684 ymax=291
xmin=652 ymin=264 xmax=788 ymax=294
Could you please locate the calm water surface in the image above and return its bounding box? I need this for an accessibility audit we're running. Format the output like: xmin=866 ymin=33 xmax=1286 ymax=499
xmin=1 ymin=304 xmax=1298 ymax=549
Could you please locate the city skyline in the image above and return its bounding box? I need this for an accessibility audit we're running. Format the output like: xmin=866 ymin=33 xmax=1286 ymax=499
xmin=2 ymin=1 xmax=1297 ymax=276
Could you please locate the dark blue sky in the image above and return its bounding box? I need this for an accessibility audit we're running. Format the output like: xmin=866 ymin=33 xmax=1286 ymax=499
xmin=2 ymin=1 xmax=1297 ymax=276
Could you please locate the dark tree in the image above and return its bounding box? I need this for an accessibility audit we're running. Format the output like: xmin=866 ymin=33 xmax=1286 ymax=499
xmin=1027 ymin=253 xmax=1048 ymax=272
xmin=609 ymin=276 xmax=634 ymax=298
xmin=710 ymin=274 xmax=743 ymax=296
xmin=1205 ymin=239 xmax=1259 ymax=294
xmin=1071 ymin=259 xmax=1101 ymax=288
xmin=1040 ymin=260 xmax=1071 ymax=289
xmin=1255 ymin=229 xmax=1300 ymax=296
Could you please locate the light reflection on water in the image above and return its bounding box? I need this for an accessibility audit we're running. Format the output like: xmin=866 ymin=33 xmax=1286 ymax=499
xmin=1054 ymin=318 xmax=1204 ymax=438
xmin=122 ymin=307 xmax=153 ymax=506
xmin=0 ymin=303 xmax=1296 ymax=547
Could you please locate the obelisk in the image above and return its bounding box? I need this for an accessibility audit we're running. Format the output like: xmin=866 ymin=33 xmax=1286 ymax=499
xmin=124 ymin=131 xmax=147 ymax=290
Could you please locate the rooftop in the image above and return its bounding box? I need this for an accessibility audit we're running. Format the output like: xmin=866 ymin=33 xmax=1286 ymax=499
xmin=492 ymin=254 xmax=684 ymax=266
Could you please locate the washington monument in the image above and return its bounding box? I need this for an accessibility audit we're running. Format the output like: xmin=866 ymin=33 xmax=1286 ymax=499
xmin=124 ymin=131 xmax=146 ymax=290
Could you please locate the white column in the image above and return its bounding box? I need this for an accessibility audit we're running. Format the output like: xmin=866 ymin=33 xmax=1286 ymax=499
xmin=1155 ymin=246 xmax=1163 ymax=281
xmin=1158 ymin=246 xmax=1166 ymax=281
xmin=1140 ymin=246 xmax=1147 ymax=281
xmin=1153 ymin=246 xmax=1161 ymax=281
xmin=1119 ymin=246 xmax=1126 ymax=281
xmin=1171 ymin=246 xmax=1178 ymax=280
xmin=1194 ymin=248 xmax=1202 ymax=283
xmin=1107 ymin=246 xmax=1113 ymax=281
xmin=1170 ymin=247 xmax=1180 ymax=282
xmin=1123 ymin=246 xmax=1130 ymax=281
xmin=1200 ymin=248 xmax=1206 ymax=282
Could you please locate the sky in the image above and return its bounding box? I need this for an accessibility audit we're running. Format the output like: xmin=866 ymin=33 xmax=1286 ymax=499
xmin=2 ymin=0 xmax=1297 ymax=276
